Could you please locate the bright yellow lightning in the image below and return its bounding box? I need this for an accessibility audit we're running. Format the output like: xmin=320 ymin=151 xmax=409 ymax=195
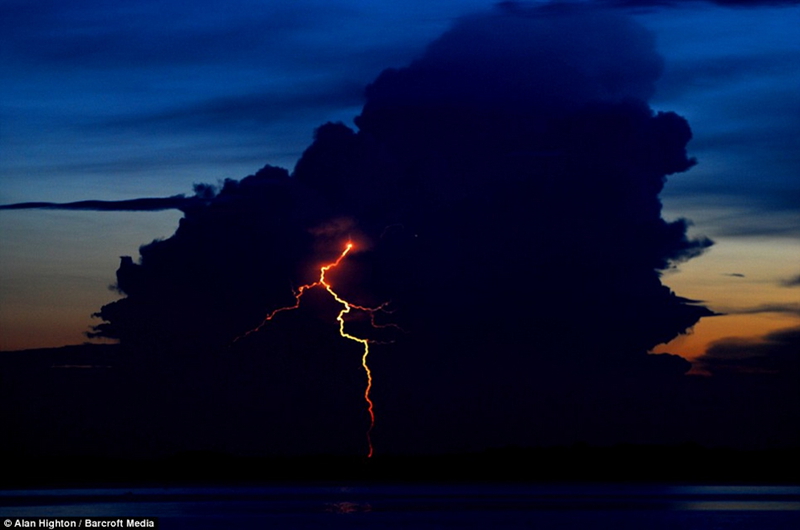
xmin=235 ymin=241 xmax=381 ymax=457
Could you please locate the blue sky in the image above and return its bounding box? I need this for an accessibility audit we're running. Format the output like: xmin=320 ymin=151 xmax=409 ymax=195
xmin=1 ymin=0 xmax=798 ymax=355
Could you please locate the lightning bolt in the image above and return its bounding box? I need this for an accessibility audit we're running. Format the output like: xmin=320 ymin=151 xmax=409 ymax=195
xmin=235 ymin=241 xmax=383 ymax=457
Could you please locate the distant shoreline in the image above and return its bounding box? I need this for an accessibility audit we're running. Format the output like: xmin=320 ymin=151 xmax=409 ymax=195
xmin=3 ymin=445 xmax=798 ymax=488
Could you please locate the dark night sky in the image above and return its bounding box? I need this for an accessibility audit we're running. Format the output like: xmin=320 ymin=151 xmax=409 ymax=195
xmin=0 ymin=1 xmax=798 ymax=458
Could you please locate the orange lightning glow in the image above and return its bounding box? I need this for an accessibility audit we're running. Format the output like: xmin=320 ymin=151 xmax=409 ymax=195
xmin=235 ymin=241 xmax=382 ymax=457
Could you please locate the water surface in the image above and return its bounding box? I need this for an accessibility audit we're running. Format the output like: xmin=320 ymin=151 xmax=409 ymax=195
xmin=2 ymin=484 xmax=798 ymax=529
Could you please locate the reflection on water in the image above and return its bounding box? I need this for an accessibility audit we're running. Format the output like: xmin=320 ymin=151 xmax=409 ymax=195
xmin=2 ymin=484 xmax=798 ymax=529
xmin=324 ymin=500 xmax=372 ymax=514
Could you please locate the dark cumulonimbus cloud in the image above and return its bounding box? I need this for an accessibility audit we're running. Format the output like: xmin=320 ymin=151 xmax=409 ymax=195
xmin=360 ymin=2 xmax=664 ymax=115
xmin=83 ymin=3 xmax=715 ymax=451
xmin=6 ymin=4 xmax=731 ymax=454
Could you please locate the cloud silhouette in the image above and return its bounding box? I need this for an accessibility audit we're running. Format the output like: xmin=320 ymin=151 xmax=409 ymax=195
xmin=717 ymin=303 xmax=800 ymax=316
xmin=781 ymin=273 xmax=800 ymax=287
xmin=697 ymin=325 xmax=800 ymax=376
xmin=0 ymin=196 xmax=202 ymax=212
xmin=71 ymin=4 xmax=721 ymax=454
xmin=6 ymin=4 xmax=745 ymax=456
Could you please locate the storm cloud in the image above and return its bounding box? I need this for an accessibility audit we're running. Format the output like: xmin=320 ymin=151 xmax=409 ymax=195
xmin=72 ymin=4 xmax=716 ymax=453
xmin=4 ymin=4 xmax=736 ymax=456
